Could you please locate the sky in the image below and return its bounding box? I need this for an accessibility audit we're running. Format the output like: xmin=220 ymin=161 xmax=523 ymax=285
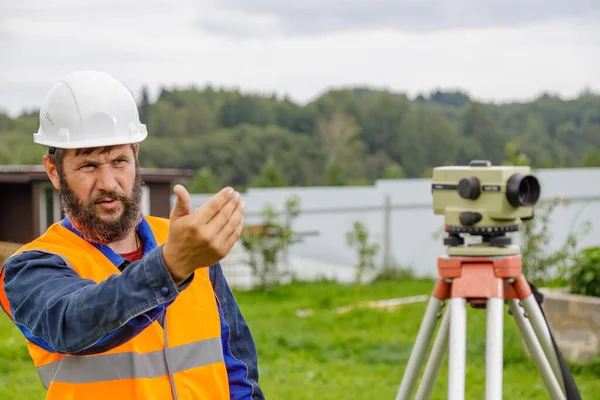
xmin=1 ymin=0 xmax=599 ymax=116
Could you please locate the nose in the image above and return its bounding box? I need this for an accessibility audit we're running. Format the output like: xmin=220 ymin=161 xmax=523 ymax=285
xmin=95 ymin=163 xmax=118 ymax=193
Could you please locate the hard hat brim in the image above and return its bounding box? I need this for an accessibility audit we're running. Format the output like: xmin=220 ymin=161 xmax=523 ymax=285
xmin=33 ymin=129 xmax=147 ymax=149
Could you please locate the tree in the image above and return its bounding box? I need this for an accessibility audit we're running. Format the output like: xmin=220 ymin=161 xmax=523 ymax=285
xmin=392 ymin=106 xmax=459 ymax=177
xmin=317 ymin=111 xmax=360 ymax=165
xmin=148 ymin=99 xmax=186 ymax=137
xmin=138 ymin=85 xmax=151 ymax=124
xmin=2 ymin=82 xmax=600 ymax=185
xmin=187 ymin=167 xmax=222 ymax=193
xmin=429 ymin=90 xmax=471 ymax=107
xmin=183 ymin=95 xmax=217 ymax=136
xmin=357 ymin=91 xmax=409 ymax=154
xmin=322 ymin=161 xmax=346 ymax=186
xmin=517 ymin=115 xmax=555 ymax=167
xmin=503 ymin=141 xmax=531 ymax=166
xmin=383 ymin=162 xmax=405 ymax=179
xmin=0 ymin=111 xmax=13 ymax=132
xmin=250 ymin=156 xmax=289 ymax=188
xmin=461 ymin=102 xmax=505 ymax=163
xmin=582 ymin=149 xmax=600 ymax=167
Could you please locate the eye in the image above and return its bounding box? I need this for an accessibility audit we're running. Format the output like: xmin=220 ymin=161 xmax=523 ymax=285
xmin=79 ymin=163 xmax=96 ymax=172
xmin=112 ymin=158 xmax=128 ymax=167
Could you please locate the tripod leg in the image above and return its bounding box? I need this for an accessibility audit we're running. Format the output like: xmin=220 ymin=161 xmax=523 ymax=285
xmin=448 ymin=298 xmax=467 ymax=400
xmin=508 ymin=299 xmax=566 ymax=400
xmin=415 ymin=307 xmax=450 ymax=400
xmin=485 ymin=297 xmax=504 ymax=400
xmin=520 ymin=294 xmax=566 ymax=395
xmin=396 ymin=296 xmax=445 ymax=400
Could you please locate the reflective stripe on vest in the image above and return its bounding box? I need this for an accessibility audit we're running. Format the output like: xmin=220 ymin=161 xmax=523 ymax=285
xmin=36 ymin=337 xmax=224 ymax=389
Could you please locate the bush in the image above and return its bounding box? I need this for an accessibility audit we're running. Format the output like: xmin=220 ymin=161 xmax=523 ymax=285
xmin=345 ymin=221 xmax=379 ymax=285
xmin=240 ymin=195 xmax=300 ymax=289
xmin=569 ymin=246 xmax=600 ymax=297
xmin=519 ymin=197 xmax=590 ymax=285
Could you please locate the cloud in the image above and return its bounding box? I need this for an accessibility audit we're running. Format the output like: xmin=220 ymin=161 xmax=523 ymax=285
xmin=196 ymin=7 xmax=283 ymax=38
xmin=197 ymin=0 xmax=600 ymax=37
xmin=0 ymin=0 xmax=598 ymax=117
xmin=0 ymin=0 xmax=170 ymax=20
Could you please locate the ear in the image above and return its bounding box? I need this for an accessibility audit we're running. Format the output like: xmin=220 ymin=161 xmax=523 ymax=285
xmin=43 ymin=155 xmax=61 ymax=190
xmin=132 ymin=143 xmax=140 ymax=165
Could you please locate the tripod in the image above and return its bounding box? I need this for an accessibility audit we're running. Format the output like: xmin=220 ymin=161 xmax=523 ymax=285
xmin=395 ymin=233 xmax=580 ymax=400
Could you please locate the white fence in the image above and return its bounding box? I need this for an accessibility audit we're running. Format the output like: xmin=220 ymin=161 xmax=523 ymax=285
xmin=186 ymin=167 xmax=600 ymax=288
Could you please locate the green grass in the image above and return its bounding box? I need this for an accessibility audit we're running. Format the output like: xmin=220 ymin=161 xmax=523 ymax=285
xmin=0 ymin=277 xmax=598 ymax=399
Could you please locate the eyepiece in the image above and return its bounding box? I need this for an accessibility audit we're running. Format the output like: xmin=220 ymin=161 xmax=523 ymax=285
xmin=506 ymin=174 xmax=540 ymax=207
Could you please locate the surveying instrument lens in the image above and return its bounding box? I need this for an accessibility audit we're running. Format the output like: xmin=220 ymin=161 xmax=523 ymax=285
xmin=506 ymin=173 xmax=541 ymax=207
xmin=395 ymin=160 xmax=581 ymax=400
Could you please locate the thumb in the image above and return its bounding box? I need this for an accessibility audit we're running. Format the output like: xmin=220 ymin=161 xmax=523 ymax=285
xmin=170 ymin=184 xmax=191 ymax=220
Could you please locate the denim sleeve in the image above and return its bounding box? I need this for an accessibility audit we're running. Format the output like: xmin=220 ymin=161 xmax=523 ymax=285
xmin=210 ymin=263 xmax=265 ymax=400
xmin=2 ymin=244 xmax=187 ymax=355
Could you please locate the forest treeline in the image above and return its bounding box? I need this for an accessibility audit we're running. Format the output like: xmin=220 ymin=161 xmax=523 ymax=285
xmin=1 ymin=85 xmax=600 ymax=192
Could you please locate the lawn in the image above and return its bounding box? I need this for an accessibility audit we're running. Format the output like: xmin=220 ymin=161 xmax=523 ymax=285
xmin=0 ymin=277 xmax=598 ymax=399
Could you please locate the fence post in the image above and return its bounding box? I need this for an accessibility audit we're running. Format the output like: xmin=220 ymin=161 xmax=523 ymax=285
xmin=283 ymin=208 xmax=291 ymax=282
xmin=383 ymin=194 xmax=391 ymax=269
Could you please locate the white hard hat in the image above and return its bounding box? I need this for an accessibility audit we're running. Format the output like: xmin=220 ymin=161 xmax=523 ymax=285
xmin=34 ymin=70 xmax=147 ymax=149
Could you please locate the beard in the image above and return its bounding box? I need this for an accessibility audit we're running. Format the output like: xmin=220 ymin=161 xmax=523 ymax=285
xmin=59 ymin=171 xmax=144 ymax=246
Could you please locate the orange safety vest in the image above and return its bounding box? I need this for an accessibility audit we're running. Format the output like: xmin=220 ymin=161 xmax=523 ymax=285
xmin=0 ymin=216 xmax=230 ymax=400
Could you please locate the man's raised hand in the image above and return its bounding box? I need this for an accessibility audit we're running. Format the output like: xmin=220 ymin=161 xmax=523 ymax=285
xmin=162 ymin=185 xmax=245 ymax=284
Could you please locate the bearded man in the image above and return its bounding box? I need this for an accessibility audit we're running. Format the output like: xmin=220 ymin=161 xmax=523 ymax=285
xmin=0 ymin=71 xmax=264 ymax=400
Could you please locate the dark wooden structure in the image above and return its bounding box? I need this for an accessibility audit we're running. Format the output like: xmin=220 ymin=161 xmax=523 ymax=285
xmin=0 ymin=165 xmax=193 ymax=244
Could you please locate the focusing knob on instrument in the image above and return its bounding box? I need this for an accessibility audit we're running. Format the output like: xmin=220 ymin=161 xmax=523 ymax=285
xmin=458 ymin=176 xmax=481 ymax=200
xmin=459 ymin=211 xmax=482 ymax=226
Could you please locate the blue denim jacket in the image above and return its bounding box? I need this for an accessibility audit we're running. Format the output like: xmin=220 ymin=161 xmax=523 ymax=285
xmin=2 ymin=216 xmax=264 ymax=400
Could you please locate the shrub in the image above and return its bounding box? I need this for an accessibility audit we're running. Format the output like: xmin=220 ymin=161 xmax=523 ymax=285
xmin=345 ymin=221 xmax=380 ymax=285
xmin=569 ymin=246 xmax=600 ymax=297
xmin=240 ymin=195 xmax=300 ymax=289
xmin=519 ymin=197 xmax=590 ymax=285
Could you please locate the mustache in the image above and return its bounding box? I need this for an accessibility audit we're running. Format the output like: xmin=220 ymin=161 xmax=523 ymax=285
xmin=91 ymin=190 xmax=127 ymax=204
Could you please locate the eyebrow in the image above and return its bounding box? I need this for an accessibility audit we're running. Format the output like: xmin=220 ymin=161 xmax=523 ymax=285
xmin=76 ymin=152 xmax=131 ymax=166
